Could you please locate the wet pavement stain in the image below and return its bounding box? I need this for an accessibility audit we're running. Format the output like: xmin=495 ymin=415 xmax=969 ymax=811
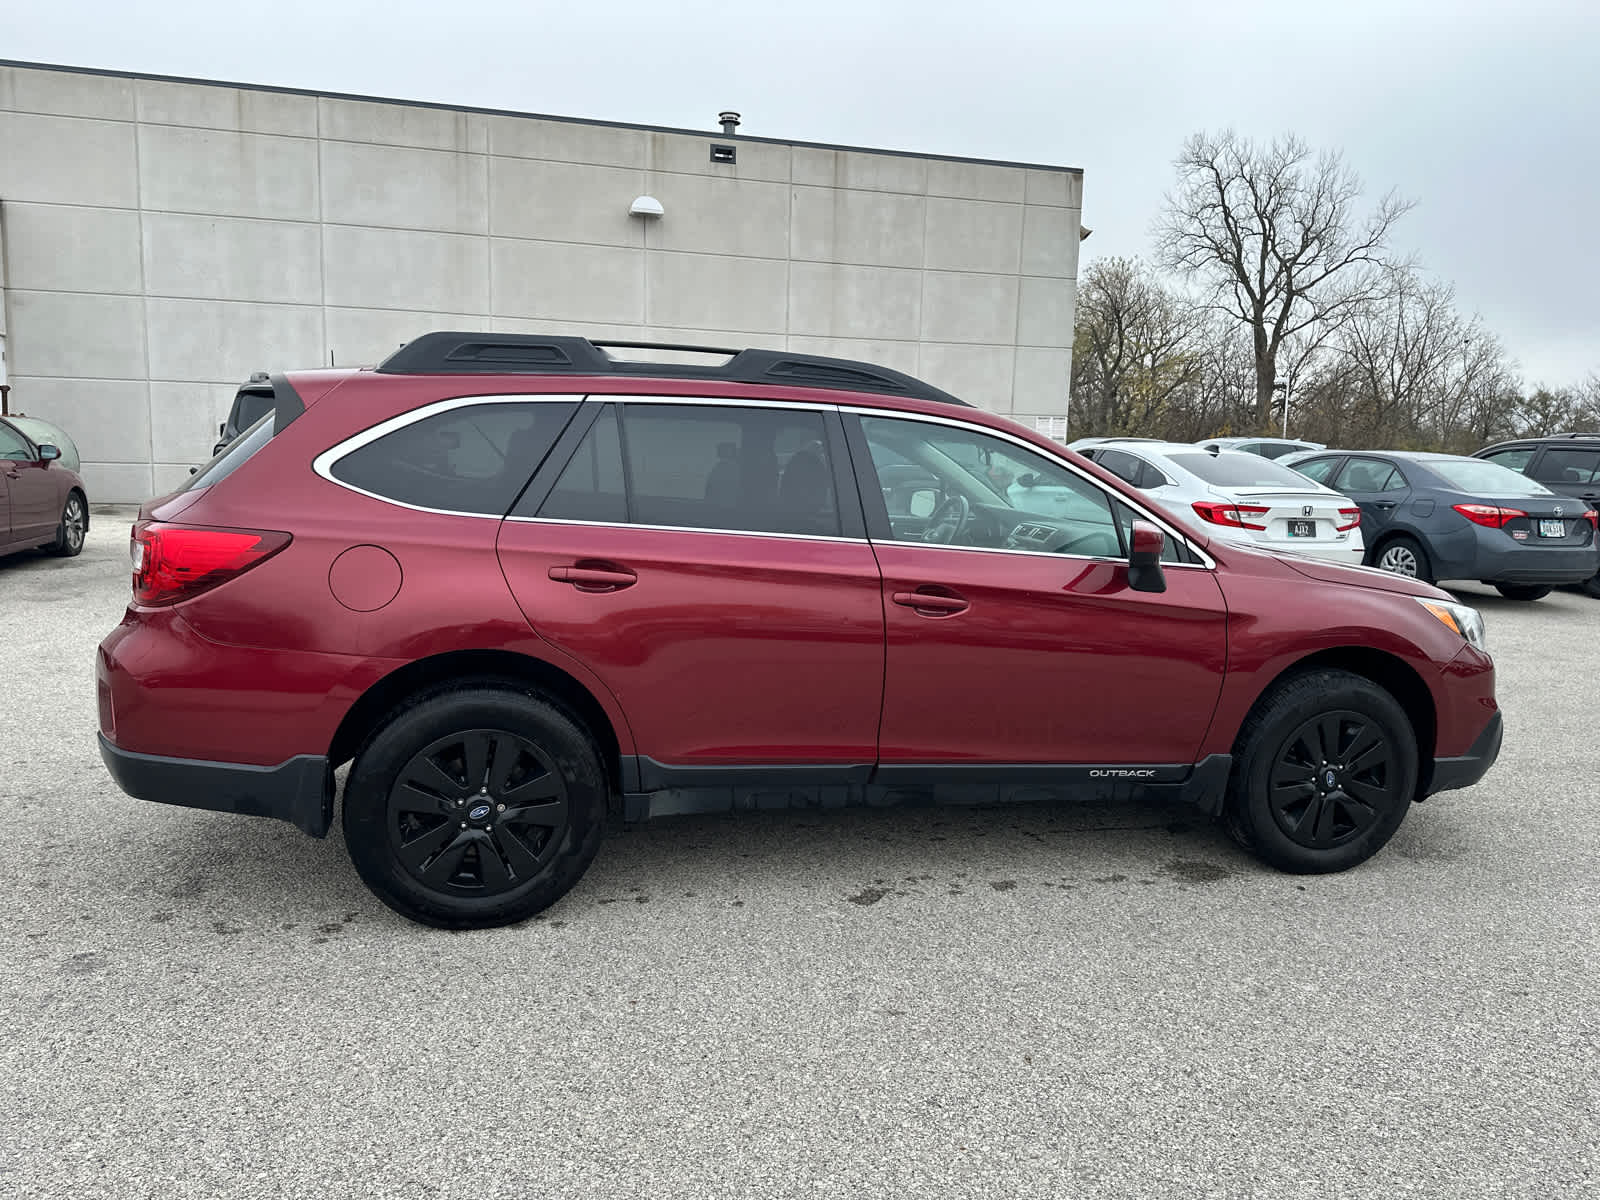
xmin=990 ymin=880 xmax=1018 ymax=892
xmin=846 ymin=886 xmax=890 ymax=906
xmin=63 ymin=951 xmax=109 ymax=974
xmin=1162 ymin=858 xmax=1233 ymax=884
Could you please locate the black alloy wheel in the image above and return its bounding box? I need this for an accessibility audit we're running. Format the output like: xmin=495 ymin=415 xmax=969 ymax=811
xmin=343 ymin=686 xmax=608 ymax=927
xmin=1225 ymin=668 xmax=1418 ymax=874
xmin=1267 ymin=711 xmax=1397 ymax=851
xmin=387 ymin=729 xmax=570 ymax=896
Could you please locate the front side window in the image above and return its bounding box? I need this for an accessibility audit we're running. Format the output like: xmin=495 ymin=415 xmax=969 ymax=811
xmin=858 ymin=415 xmax=1184 ymax=561
xmin=0 ymin=421 xmax=34 ymax=461
xmin=330 ymin=400 xmax=577 ymax=515
xmin=1532 ymin=448 xmax=1600 ymax=485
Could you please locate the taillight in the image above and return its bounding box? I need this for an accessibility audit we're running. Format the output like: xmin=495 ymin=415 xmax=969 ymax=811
xmin=1585 ymin=510 xmax=1598 ymax=530
xmin=1191 ymin=500 xmax=1270 ymax=531
xmin=1336 ymin=507 xmax=1362 ymax=531
xmin=1452 ymin=503 xmax=1526 ymax=529
xmin=131 ymin=522 xmax=291 ymax=606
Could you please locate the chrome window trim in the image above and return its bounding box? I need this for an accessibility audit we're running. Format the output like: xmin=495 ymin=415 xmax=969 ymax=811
xmin=505 ymin=516 xmax=869 ymax=545
xmin=844 ymin=406 xmax=1216 ymax=569
xmin=311 ymin=392 xmax=586 ymax=518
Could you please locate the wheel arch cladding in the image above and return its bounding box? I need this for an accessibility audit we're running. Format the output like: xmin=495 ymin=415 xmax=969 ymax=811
xmin=327 ymin=650 xmax=622 ymax=798
xmin=1245 ymin=648 xmax=1438 ymax=799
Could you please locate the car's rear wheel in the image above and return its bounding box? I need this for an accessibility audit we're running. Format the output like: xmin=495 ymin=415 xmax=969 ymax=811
xmin=342 ymin=686 xmax=608 ymax=928
xmin=1225 ymin=669 xmax=1418 ymax=874
xmin=1580 ymin=572 xmax=1600 ymax=600
xmin=1373 ymin=535 xmax=1432 ymax=584
xmin=1492 ymin=583 xmax=1551 ymax=601
xmin=47 ymin=491 xmax=87 ymax=557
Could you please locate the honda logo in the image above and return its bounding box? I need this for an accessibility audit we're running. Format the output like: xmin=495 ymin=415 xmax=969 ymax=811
xmin=1302 ymin=506 xmax=1314 ymax=517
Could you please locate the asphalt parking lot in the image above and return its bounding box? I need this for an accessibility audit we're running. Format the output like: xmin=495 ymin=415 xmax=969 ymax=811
xmin=1 ymin=512 xmax=1595 ymax=1199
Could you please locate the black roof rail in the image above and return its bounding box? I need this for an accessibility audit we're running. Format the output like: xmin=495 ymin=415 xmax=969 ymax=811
xmin=374 ymin=332 xmax=971 ymax=407
xmin=1552 ymin=431 xmax=1600 ymax=439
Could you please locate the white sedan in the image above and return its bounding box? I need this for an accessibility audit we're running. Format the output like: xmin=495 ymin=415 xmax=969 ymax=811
xmin=1066 ymin=439 xmax=1365 ymax=564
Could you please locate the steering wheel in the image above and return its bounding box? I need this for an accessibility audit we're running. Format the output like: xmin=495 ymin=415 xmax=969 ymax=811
xmin=923 ymin=494 xmax=971 ymax=544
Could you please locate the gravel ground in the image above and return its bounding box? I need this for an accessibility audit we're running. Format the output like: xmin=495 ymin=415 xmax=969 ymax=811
xmin=1 ymin=512 xmax=1595 ymax=1199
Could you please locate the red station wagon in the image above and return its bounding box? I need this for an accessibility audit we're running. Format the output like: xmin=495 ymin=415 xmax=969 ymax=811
xmin=96 ymin=335 xmax=1503 ymax=927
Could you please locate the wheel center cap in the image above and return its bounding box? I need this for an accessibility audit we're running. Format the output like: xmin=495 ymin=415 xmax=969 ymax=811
xmin=1323 ymin=769 xmax=1338 ymax=789
xmin=467 ymin=803 xmax=492 ymax=822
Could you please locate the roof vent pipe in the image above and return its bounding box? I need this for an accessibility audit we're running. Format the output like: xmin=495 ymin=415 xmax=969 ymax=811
xmin=718 ymin=111 xmax=741 ymax=136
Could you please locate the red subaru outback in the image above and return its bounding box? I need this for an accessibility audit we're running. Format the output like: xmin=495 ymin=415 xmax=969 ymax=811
xmin=97 ymin=334 xmax=1502 ymax=928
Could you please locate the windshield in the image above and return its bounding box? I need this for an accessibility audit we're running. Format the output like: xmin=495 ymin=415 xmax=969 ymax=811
xmin=6 ymin=416 xmax=83 ymax=473
xmin=1167 ymin=451 xmax=1323 ymax=489
xmin=1424 ymin=458 xmax=1554 ymax=496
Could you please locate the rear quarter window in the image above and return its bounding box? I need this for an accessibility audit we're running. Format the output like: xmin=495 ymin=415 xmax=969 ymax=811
xmin=328 ymin=400 xmax=578 ymax=515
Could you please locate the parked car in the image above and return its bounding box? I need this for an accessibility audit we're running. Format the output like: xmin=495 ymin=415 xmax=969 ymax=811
xmin=0 ymin=413 xmax=89 ymax=560
xmin=1070 ymin=439 xmax=1364 ymax=565
xmin=213 ymin=373 xmax=275 ymax=456
xmin=1196 ymin=436 xmax=1326 ymax=460
xmin=1284 ymin=449 xmax=1599 ymax=599
xmin=98 ymin=334 xmax=1501 ymax=928
xmin=1473 ymin=432 xmax=1600 ymax=597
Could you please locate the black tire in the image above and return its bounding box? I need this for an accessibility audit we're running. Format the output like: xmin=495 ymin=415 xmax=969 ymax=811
xmin=47 ymin=490 xmax=87 ymax=557
xmin=1371 ymin=534 xmax=1433 ymax=584
xmin=342 ymin=686 xmax=608 ymax=928
xmin=1225 ymin=669 xmax=1418 ymax=874
xmin=1492 ymin=583 xmax=1551 ymax=601
xmin=1580 ymin=572 xmax=1600 ymax=600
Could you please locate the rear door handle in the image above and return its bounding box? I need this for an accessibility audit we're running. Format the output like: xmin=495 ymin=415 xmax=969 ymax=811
xmin=548 ymin=564 xmax=638 ymax=592
xmin=892 ymin=589 xmax=969 ymax=616
xmin=1372 ymin=501 xmax=1397 ymax=511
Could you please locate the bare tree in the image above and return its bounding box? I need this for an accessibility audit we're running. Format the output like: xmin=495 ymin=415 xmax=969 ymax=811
xmin=1156 ymin=131 xmax=1414 ymax=429
xmin=1070 ymin=257 xmax=1205 ymax=436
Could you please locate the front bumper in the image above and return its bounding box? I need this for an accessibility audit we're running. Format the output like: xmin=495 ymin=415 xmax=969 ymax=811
xmin=98 ymin=732 xmax=333 ymax=837
xmin=1426 ymin=709 xmax=1503 ymax=797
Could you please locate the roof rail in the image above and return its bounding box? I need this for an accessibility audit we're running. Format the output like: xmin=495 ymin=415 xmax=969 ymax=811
xmin=1552 ymin=431 xmax=1600 ymax=439
xmin=374 ymin=332 xmax=971 ymax=407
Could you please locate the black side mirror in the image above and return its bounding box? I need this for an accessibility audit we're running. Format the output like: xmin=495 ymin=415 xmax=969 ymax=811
xmin=1127 ymin=520 xmax=1167 ymax=593
xmin=38 ymin=444 xmax=61 ymax=463
xmin=1016 ymin=473 xmax=1039 ymax=489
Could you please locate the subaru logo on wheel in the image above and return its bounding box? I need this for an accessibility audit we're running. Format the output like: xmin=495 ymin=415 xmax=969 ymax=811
xmin=468 ymin=803 xmax=492 ymax=821
xmin=1324 ymin=769 xmax=1337 ymax=788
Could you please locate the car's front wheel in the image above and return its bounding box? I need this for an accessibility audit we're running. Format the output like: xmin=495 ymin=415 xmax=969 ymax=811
xmin=1225 ymin=669 xmax=1418 ymax=874
xmin=343 ymin=686 xmax=609 ymax=928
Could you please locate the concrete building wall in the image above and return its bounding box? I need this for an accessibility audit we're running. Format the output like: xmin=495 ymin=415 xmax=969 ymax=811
xmin=0 ymin=62 xmax=1083 ymax=502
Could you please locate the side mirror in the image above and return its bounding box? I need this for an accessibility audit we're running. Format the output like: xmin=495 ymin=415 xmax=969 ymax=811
xmin=38 ymin=444 xmax=61 ymax=463
xmin=220 ymin=421 xmax=228 ymax=437
xmin=1127 ymin=520 xmax=1167 ymax=593
xmin=907 ymin=488 xmax=939 ymax=518
xmin=1016 ymin=473 xmax=1039 ymax=489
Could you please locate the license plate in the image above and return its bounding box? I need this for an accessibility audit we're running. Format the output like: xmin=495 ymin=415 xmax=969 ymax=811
xmin=1287 ymin=520 xmax=1316 ymax=538
xmin=1538 ymin=519 xmax=1565 ymax=538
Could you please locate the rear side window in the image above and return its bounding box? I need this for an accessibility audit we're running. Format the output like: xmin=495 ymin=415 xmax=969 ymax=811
xmin=330 ymin=400 xmax=577 ymax=515
xmin=1481 ymin=446 xmax=1536 ymax=474
xmin=623 ymin=404 xmax=840 ymax=537
xmin=1531 ymin=448 xmax=1600 ymax=484
xmin=1290 ymin=457 xmax=1340 ymax=485
xmin=1334 ymin=457 xmax=1407 ymax=493
xmin=538 ymin=405 xmax=628 ymax=523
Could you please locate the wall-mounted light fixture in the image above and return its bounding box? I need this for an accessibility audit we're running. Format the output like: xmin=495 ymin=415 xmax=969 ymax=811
xmin=629 ymin=195 xmax=664 ymax=218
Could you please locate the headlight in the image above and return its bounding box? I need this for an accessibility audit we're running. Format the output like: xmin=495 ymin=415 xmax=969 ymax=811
xmin=1415 ymin=597 xmax=1487 ymax=654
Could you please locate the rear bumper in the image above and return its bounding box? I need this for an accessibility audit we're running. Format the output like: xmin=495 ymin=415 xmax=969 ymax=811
xmin=1426 ymin=710 xmax=1503 ymax=797
xmin=98 ymin=732 xmax=333 ymax=837
xmin=1466 ymin=536 xmax=1599 ymax=585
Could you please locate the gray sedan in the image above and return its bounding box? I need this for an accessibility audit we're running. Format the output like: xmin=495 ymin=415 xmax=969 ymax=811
xmin=1284 ymin=450 xmax=1600 ymax=599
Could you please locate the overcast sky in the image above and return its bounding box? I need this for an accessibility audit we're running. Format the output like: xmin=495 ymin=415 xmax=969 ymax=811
xmin=11 ymin=0 xmax=1597 ymax=388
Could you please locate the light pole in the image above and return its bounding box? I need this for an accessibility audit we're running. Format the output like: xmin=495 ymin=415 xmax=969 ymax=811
xmin=1273 ymin=381 xmax=1289 ymax=438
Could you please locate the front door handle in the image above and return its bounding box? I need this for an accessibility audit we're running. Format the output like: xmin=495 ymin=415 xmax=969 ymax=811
xmin=892 ymin=588 xmax=969 ymax=617
xmin=548 ymin=564 xmax=638 ymax=592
